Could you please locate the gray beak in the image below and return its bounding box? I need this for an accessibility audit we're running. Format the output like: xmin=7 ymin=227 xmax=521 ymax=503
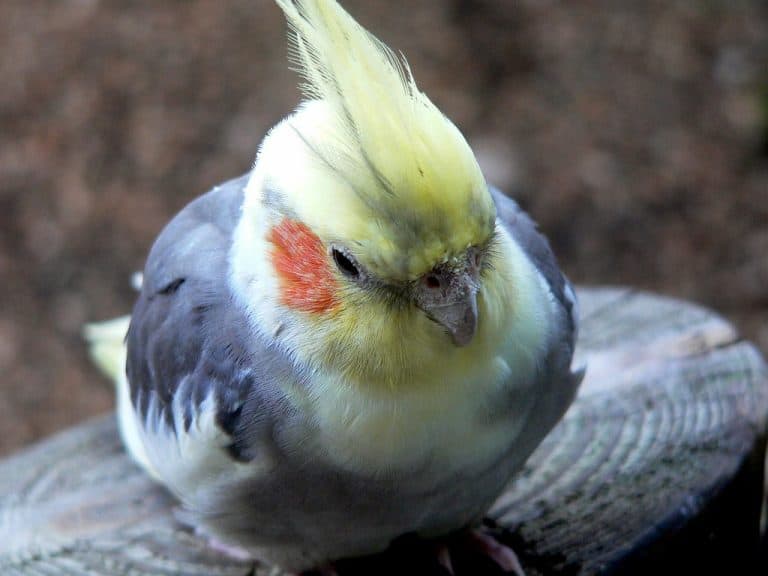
xmin=413 ymin=250 xmax=480 ymax=347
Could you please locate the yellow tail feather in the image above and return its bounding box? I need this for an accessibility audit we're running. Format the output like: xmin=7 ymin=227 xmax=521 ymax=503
xmin=83 ymin=316 xmax=130 ymax=383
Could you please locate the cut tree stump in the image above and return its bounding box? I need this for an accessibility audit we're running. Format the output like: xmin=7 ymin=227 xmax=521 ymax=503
xmin=1 ymin=288 xmax=767 ymax=575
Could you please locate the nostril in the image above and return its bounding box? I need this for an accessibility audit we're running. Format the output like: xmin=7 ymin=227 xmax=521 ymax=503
xmin=425 ymin=275 xmax=441 ymax=289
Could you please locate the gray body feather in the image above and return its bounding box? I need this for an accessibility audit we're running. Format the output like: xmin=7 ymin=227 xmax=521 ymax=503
xmin=126 ymin=176 xmax=582 ymax=570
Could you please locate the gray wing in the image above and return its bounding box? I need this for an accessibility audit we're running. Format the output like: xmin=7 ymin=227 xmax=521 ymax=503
xmin=126 ymin=174 xmax=284 ymax=462
xmin=490 ymin=186 xmax=578 ymax=340
xmin=490 ymin=186 xmax=584 ymax=434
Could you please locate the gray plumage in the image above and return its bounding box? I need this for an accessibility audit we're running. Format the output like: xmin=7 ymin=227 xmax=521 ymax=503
xmin=125 ymin=175 xmax=582 ymax=570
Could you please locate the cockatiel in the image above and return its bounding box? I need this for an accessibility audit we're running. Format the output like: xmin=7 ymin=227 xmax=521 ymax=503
xmin=86 ymin=0 xmax=583 ymax=573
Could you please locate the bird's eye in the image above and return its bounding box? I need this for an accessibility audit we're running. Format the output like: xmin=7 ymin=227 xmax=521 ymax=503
xmin=332 ymin=248 xmax=360 ymax=279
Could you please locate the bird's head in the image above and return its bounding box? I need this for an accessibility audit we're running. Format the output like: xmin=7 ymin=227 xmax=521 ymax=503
xmin=232 ymin=0 xmax=516 ymax=389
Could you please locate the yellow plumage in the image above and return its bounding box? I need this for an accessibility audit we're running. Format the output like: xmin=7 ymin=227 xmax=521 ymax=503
xmin=82 ymin=316 xmax=130 ymax=382
xmin=272 ymin=0 xmax=494 ymax=280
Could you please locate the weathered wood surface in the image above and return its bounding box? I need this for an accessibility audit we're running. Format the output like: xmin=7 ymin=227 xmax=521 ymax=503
xmin=1 ymin=288 xmax=767 ymax=575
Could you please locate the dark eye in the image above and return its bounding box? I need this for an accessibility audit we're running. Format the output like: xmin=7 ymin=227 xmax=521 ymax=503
xmin=332 ymin=248 xmax=360 ymax=279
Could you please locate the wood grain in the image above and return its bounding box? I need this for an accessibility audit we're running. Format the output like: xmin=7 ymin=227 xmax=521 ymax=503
xmin=1 ymin=288 xmax=766 ymax=575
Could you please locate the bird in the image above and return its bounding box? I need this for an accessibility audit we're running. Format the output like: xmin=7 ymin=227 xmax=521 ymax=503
xmin=86 ymin=0 xmax=583 ymax=573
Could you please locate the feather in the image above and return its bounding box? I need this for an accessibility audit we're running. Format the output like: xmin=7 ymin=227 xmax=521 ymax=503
xmin=271 ymin=0 xmax=495 ymax=279
xmin=83 ymin=315 xmax=156 ymax=475
xmin=83 ymin=316 xmax=130 ymax=382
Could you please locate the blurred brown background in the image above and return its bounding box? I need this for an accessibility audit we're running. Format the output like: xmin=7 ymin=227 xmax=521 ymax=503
xmin=1 ymin=0 xmax=766 ymax=456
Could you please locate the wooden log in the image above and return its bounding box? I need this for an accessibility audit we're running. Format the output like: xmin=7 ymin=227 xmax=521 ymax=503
xmin=0 ymin=288 xmax=766 ymax=575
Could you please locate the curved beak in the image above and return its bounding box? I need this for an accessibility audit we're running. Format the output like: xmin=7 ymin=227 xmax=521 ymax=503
xmin=413 ymin=251 xmax=480 ymax=347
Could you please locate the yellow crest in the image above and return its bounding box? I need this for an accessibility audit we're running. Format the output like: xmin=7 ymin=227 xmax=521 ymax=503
xmin=273 ymin=0 xmax=495 ymax=279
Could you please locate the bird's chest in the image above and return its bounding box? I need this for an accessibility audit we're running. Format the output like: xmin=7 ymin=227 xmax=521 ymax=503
xmin=297 ymin=356 xmax=526 ymax=479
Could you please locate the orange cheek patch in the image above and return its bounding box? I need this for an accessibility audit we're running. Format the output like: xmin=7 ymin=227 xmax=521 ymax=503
xmin=268 ymin=218 xmax=340 ymax=313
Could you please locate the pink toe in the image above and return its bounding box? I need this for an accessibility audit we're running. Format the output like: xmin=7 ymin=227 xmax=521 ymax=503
xmin=435 ymin=543 xmax=455 ymax=575
xmin=205 ymin=537 xmax=253 ymax=562
xmin=467 ymin=529 xmax=526 ymax=575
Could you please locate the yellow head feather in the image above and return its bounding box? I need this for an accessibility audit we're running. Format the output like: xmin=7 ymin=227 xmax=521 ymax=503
xmin=272 ymin=0 xmax=495 ymax=280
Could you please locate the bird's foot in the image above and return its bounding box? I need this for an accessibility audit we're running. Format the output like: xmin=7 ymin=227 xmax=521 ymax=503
xmin=464 ymin=527 xmax=525 ymax=575
xmin=204 ymin=536 xmax=253 ymax=562
xmin=435 ymin=543 xmax=455 ymax=574
xmin=174 ymin=507 xmax=253 ymax=563
xmin=434 ymin=526 xmax=526 ymax=576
